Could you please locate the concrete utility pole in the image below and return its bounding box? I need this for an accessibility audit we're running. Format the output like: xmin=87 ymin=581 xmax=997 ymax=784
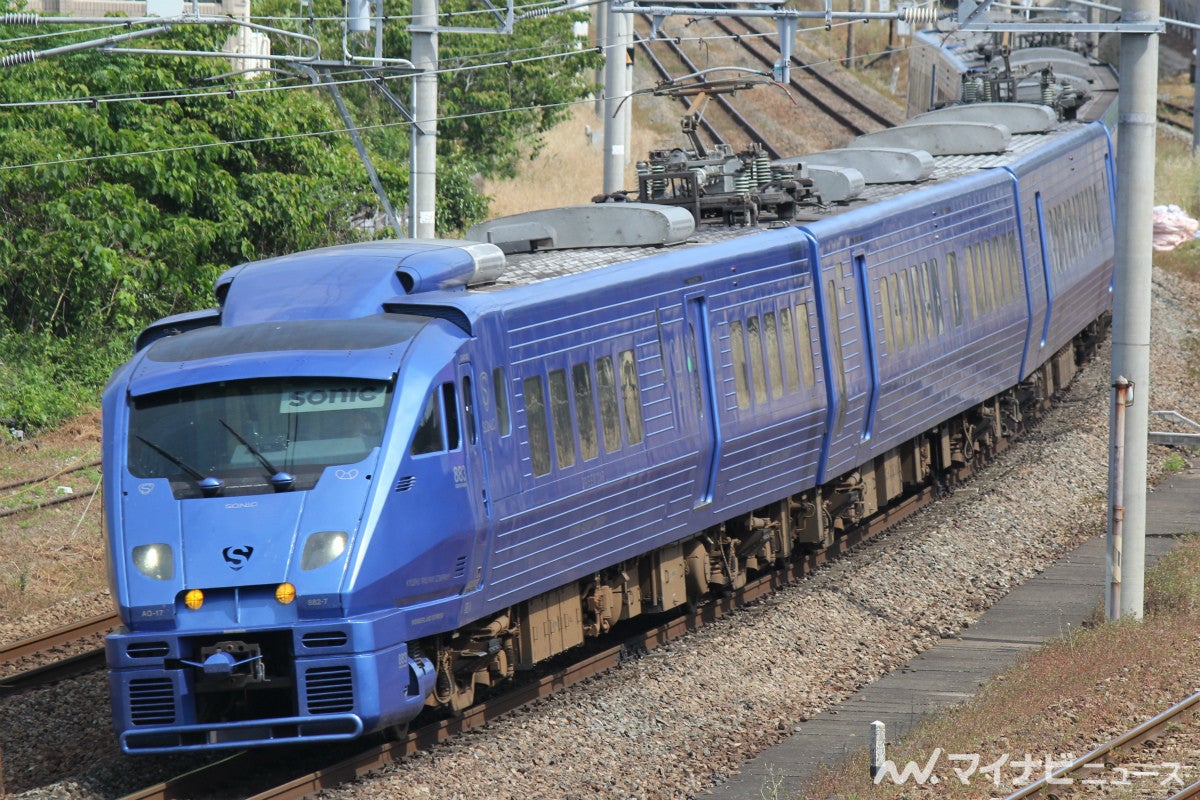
xmin=1106 ymin=0 xmax=1159 ymax=621
xmin=602 ymin=0 xmax=631 ymax=195
xmin=411 ymin=0 xmax=438 ymax=238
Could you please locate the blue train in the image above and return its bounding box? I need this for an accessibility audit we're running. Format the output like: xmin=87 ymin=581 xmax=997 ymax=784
xmin=101 ymin=31 xmax=1118 ymax=753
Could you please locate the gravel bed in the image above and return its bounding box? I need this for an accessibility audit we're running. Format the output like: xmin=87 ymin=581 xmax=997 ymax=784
xmin=2 ymin=268 xmax=1197 ymax=800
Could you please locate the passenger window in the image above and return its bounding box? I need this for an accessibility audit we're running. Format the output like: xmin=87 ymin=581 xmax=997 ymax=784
xmin=549 ymin=369 xmax=576 ymax=469
xmin=764 ymin=312 xmax=783 ymax=398
xmin=796 ymin=302 xmax=815 ymax=388
xmin=888 ymin=273 xmax=904 ymax=351
xmin=825 ymin=280 xmax=847 ymax=428
xmin=928 ymin=259 xmax=944 ymax=335
xmin=492 ymin=367 xmax=511 ymax=437
xmin=878 ymin=277 xmax=894 ymax=355
xmin=411 ymin=391 xmax=443 ymax=455
xmin=523 ymin=376 xmax=551 ymax=476
xmin=948 ymin=252 xmax=963 ymax=327
xmin=901 ymin=270 xmax=916 ymax=345
xmin=747 ymin=316 xmax=767 ymax=404
xmin=730 ymin=320 xmax=749 ymax=409
xmin=1007 ymin=233 xmax=1021 ymax=302
xmin=779 ymin=308 xmax=800 ymax=391
xmin=964 ymin=246 xmax=979 ymax=319
xmin=596 ymin=356 xmax=621 ymax=453
xmin=573 ymin=362 xmax=599 ymax=461
xmin=619 ymin=349 xmax=644 ymax=444
xmin=462 ymin=375 xmax=476 ymax=445
xmin=442 ymin=383 xmax=459 ymax=450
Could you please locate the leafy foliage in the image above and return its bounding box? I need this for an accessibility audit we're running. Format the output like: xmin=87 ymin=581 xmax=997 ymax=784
xmin=258 ymin=0 xmax=600 ymax=179
xmin=0 ymin=2 xmax=598 ymax=431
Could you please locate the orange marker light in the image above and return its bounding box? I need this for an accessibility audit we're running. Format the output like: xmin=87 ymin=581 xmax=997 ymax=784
xmin=184 ymin=589 xmax=204 ymax=610
xmin=275 ymin=582 xmax=296 ymax=605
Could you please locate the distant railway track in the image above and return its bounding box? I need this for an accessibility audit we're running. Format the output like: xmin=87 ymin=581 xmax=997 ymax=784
xmin=0 ymin=454 xmax=101 ymax=518
xmin=1159 ymin=97 xmax=1194 ymax=137
xmin=634 ymin=19 xmax=782 ymax=158
xmin=999 ymin=690 xmax=1200 ymax=800
xmin=712 ymin=15 xmax=901 ymax=136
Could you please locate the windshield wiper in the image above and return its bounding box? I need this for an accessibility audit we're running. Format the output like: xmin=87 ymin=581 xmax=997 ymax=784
xmin=135 ymin=435 xmax=225 ymax=497
xmin=218 ymin=419 xmax=295 ymax=491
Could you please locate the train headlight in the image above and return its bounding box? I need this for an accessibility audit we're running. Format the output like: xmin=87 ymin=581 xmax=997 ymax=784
xmin=300 ymin=531 xmax=348 ymax=570
xmin=132 ymin=544 xmax=174 ymax=581
xmin=275 ymin=582 xmax=296 ymax=604
xmin=184 ymin=589 xmax=205 ymax=610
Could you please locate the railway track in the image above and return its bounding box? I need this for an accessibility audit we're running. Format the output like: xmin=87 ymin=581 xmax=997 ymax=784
xmin=0 ymin=613 xmax=115 ymax=694
xmin=0 ymin=452 xmax=102 ymax=518
xmin=711 ymin=15 xmax=900 ymax=136
xmin=633 ymin=19 xmax=782 ymax=158
xmin=999 ymin=690 xmax=1200 ymax=799
xmin=1159 ymin=97 xmax=1195 ymax=137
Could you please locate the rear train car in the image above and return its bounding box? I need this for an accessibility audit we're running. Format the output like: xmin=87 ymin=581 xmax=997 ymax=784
xmin=101 ymin=34 xmax=1118 ymax=753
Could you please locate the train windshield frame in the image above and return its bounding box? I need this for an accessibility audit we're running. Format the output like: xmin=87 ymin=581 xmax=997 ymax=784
xmin=127 ymin=377 xmax=393 ymax=498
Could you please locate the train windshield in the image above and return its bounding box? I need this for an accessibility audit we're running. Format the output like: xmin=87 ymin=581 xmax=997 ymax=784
xmin=128 ymin=377 xmax=392 ymax=497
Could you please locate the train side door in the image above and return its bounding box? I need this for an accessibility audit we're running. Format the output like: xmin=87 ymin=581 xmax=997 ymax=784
xmin=684 ymin=293 xmax=720 ymax=507
xmin=815 ymin=252 xmax=873 ymax=482
xmin=456 ymin=360 xmax=492 ymax=593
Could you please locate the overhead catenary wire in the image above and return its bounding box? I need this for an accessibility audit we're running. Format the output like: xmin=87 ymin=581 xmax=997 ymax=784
xmin=0 ymin=10 xmax=911 ymax=174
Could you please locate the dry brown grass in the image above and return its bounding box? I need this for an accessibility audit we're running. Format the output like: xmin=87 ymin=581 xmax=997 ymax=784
xmin=484 ymin=102 xmax=679 ymax=218
xmin=797 ymin=538 xmax=1200 ymax=799
xmin=0 ymin=412 xmax=106 ymax=627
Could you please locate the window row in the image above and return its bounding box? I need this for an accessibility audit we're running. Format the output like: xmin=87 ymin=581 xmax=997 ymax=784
xmin=730 ymin=303 xmax=817 ymax=410
xmin=524 ymin=350 xmax=644 ymax=477
xmin=963 ymin=231 xmax=1021 ymax=318
xmin=1045 ymin=183 xmax=1104 ymax=275
xmin=876 ymin=231 xmax=1022 ymax=355
xmin=878 ymin=259 xmax=944 ymax=356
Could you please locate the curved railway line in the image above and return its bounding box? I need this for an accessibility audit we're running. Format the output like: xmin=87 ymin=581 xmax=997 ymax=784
xmin=999 ymin=690 xmax=1200 ymax=800
xmin=0 ymin=614 xmax=114 ymax=694
xmin=709 ymin=15 xmax=900 ymax=135
xmin=630 ymin=11 xmax=903 ymax=163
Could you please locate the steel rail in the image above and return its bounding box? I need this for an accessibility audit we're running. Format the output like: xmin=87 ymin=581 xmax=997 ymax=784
xmin=0 ymin=613 xmax=117 ymax=666
xmin=636 ymin=19 xmax=783 ymax=159
xmin=1169 ymin=777 xmax=1200 ymax=800
xmin=710 ymin=17 xmax=870 ymax=137
xmin=712 ymin=14 xmax=899 ymax=132
xmin=1000 ymin=690 xmax=1200 ymax=800
xmin=0 ymin=613 xmax=116 ymax=696
xmin=0 ymin=456 xmax=101 ymax=494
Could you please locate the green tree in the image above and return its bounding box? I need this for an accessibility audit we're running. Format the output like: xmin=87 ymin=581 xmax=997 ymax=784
xmin=0 ymin=20 xmax=388 ymax=428
xmin=258 ymin=0 xmax=600 ymax=179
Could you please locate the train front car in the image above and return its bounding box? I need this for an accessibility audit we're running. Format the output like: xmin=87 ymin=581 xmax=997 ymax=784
xmin=101 ymin=241 xmax=502 ymax=753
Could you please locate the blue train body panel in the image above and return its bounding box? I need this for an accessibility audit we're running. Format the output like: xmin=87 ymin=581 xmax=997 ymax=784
xmin=102 ymin=60 xmax=1118 ymax=752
